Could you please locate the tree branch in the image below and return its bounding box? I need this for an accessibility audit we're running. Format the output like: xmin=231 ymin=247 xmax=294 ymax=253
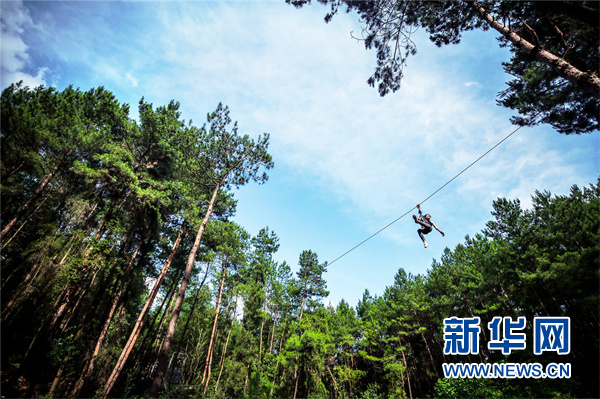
xmin=465 ymin=0 xmax=600 ymax=99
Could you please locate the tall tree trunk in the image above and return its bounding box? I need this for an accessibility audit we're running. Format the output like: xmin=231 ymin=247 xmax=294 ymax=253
xmin=2 ymin=195 xmax=48 ymax=250
xmin=152 ymin=280 xmax=181 ymax=359
xmin=466 ymin=0 xmax=600 ymax=98
xmin=270 ymin=314 xmax=288 ymax=396
xmin=169 ymin=259 xmax=212 ymax=366
xmin=70 ymin=229 xmax=146 ymax=397
xmin=50 ymin=224 xmax=121 ymax=333
xmin=242 ymin=342 xmax=254 ymax=397
xmin=148 ymin=183 xmax=222 ymax=398
xmin=48 ymin=353 xmax=70 ymax=397
xmin=202 ymin=260 xmax=227 ymax=395
xmin=55 ymin=241 xmax=117 ymax=335
xmin=299 ymin=293 xmax=306 ymax=321
xmin=299 ymin=268 xmax=308 ymax=321
xmin=214 ymin=299 xmax=236 ymax=393
xmin=269 ymin=307 xmax=278 ymax=354
xmin=1 ymin=150 xmax=70 ymax=240
xmin=293 ymin=276 xmax=308 ymax=399
xmin=102 ymin=223 xmax=186 ymax=399
xmin=413 ymin=310 xmax=439 ymax=377
xmin=258 ymin=294 xmax=268 ymax=362
xmin=292 ymin=364 xmax=300 ymax=399
xmin=326 ymin=363 xmax=338 ymax=399
xmin=401 ymin=348 xmax=413 ymax=399
xmin=132 ymin=266 xmax=184 ymax=378
xmin=2 ymin=259 xmax=45 ymax=321
xmin=1 ymin=159 xmax=24 ymax=185
xmin=186 ymin=328 xmax=204 ymax=384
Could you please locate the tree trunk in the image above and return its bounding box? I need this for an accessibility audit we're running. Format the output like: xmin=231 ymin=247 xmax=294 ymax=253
xmin=186 ymin=328 xmax=204 ymax=384
xmin=269 ymin=307 xmax=278 ymax=354
xmin=48 ymin=353 xmax=70 ymax=397
xmin=214 ymin=299 xmax=236 ymax=393
xmin=326 ymin=364 xmax=338 ymax=399
xmin=1 ymin=150 xmax=69 ymax=240
xmin=148 ymin=183 xmax=221 ymax=398
xmin=242 ymin=342 xmax=254 ymax=397
xmin=270 ymin=313 xmax=287 ymax=396
xmin=299 ymin=268 xmax=308 ymax=321
xmin=50 ymin=225 xmax=121 ymax=333
xmin=102 ymin=223 xmax=186 ymax=399
xmin=413 ymin=310 xmax=439 ymax=377
xmin=132 ymin=266 xmax=184 ymax=378
xmin=2 ymin=195 xmax=48 ymax=250
xmin=202 ymin=260 xmax=227 ymax=395
xmin=466 ymin=0 xmax=600 ymax=98
xmin=1 ymin=159 xmax=24 ymax=186
xmin=293 ymin=363 xmax=299 ymax=399
xmin=401 ymin=348 xmax=413 ymax=399
xmin=170 ymin=259 xmax=212 ymax=364
xmin=70 ymin=230 xmax=146 ymax=397
xmin=299 ymin=292 xmax=306 ymax=321
xmin=258 ymin=294 xmax=268 ymax=362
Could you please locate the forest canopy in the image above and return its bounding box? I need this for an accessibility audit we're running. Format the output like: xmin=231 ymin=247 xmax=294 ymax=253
xmin=1 ymin=83 xmax=598 ymax=398
xmin=287 ymin=0 xmax=600 ymax=134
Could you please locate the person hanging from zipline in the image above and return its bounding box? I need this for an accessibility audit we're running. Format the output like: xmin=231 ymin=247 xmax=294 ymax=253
xmin=413 ymin=204 xmax=444 ymax=248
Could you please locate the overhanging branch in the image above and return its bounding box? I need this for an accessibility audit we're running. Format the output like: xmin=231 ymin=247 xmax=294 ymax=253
xmin=465 ymin=0 xmax=600 ymax=99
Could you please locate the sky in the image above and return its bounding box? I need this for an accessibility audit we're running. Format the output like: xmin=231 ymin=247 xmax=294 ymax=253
xmin=2 ymin=0 xmax=598 ymax=309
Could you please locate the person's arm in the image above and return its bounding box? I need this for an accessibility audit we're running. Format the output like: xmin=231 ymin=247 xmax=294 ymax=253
xmin=431 ymin=221 xmax=445 ymax=237
xmin=416 ymin=204 xmax=422 ymax=216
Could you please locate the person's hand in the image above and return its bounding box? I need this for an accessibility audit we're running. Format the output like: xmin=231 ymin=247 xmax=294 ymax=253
xmin=416 ymin=204 xmax=420 ymax=209
xmin=441 ymin=231 xmax=445 ymax=237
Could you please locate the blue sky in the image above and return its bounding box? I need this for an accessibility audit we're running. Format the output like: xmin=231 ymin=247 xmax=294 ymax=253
xmin=2 ymin=0 xmax=598 ymax=308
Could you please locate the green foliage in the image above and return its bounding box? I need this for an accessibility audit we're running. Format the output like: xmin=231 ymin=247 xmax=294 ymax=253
xmin=296 ymin=250 xmax=329 ymax=320
xmin=288 ymin=1 xmax=599 ymax=134
xmin=434 ymin=378 xmax=506 ymax=399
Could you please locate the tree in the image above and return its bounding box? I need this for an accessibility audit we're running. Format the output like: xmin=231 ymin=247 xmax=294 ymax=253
xmin=1 ymin=83 xmax=130 ymax=240
xmin=202 ymin=221 xmax=249 ymax=395
xmin=243 ymin=228 xmax=280 ymax=353
xmin=296 ymin=250 xmax=329 ymax=322
xmin=99 ymin=223 xmax=187 ymax=398
xmin=71 ymin=96 xmax=188 ymax=398
xmin=1 ymin=86 xmax=282 ymax=399
xmin=147 ymin=103 xmax=273 ymax=397
xmin=287 ymin=0 xmax=599 ymax=134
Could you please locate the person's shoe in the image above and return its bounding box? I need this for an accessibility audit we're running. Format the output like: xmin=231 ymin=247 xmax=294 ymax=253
xmin=412 ymin=215 xmax=417 ymax=223
xmin=424 ymin=242 xmax=429 ymax=248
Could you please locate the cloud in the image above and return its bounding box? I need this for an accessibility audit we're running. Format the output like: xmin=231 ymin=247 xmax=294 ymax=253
xmin=131 ymin=2 xmax=593 ymax=245
xmin=1 ymin=0 xmax=47 ymax=89
xmin=125 ymin=72 xmax=138 ymax=87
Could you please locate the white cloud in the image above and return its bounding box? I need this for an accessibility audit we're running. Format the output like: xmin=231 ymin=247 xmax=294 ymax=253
xmin=135 ymin=2 xmax=593 ymax=249
xmin=125 ymin=72 xmax=138 ymax=87
xmin=1 ymin=0 xmax=47 ymax=88
xmin=4 ymin=67 xmax=48 ymax=89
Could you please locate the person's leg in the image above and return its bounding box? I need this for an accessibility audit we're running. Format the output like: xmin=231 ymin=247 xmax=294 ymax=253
xmin=418 ymin=227 xmax=432 ymax=247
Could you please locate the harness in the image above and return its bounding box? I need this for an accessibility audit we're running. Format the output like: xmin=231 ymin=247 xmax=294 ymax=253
xmin=418 ymin=211 xmax=433 ymax=229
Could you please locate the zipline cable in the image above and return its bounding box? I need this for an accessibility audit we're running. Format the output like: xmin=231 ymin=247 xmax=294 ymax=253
xmin=328 ymin=122 xmax=528 ymax=266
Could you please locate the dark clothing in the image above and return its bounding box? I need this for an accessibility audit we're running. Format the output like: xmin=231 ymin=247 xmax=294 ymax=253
xmin=417 ymin=210 xmax=432 ymax=227
xmin=416 ymin=210 xmax=432 ymax=242
xmin=417 ymin=225 xmax=432 ymax=242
